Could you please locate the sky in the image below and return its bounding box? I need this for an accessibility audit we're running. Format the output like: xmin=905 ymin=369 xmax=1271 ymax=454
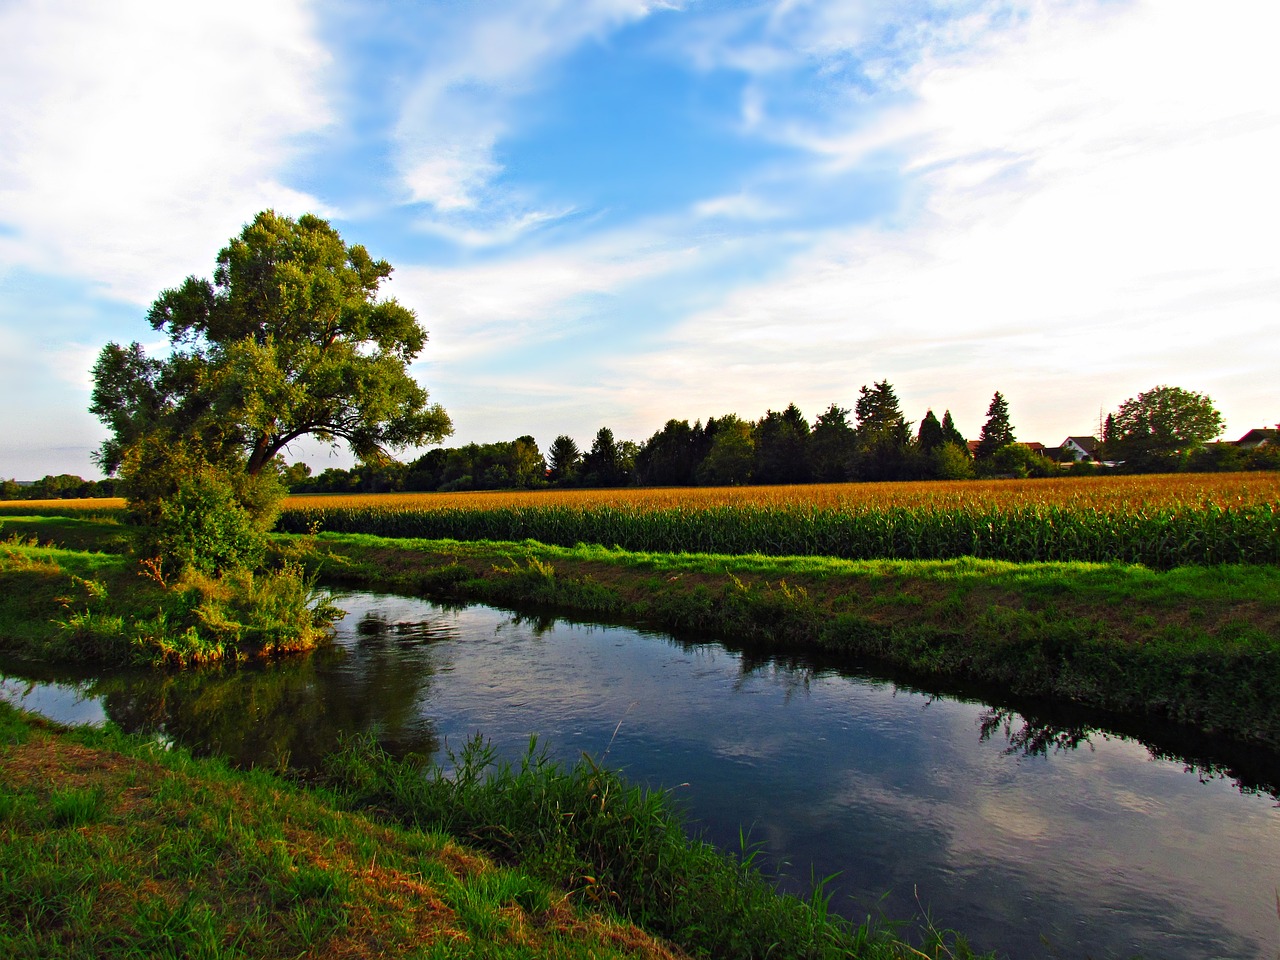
xmin=1 ymin=0 xmax=1277 ymax=480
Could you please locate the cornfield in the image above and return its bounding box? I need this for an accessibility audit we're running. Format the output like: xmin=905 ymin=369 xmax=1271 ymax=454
xmin=277 ymin=473 xmax=1280 ymax=568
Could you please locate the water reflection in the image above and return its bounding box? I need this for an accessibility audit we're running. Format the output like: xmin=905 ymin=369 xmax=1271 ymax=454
xmin=4 ymin=593 xmax=1279 ymax=960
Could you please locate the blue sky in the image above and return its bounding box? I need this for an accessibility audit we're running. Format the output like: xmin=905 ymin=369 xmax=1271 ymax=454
xmin=1 ymin=0 xmax=1277 ymax=479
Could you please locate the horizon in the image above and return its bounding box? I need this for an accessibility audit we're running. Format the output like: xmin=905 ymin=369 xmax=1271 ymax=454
xmin=2 ymin=0 xmax=1277 ymax=481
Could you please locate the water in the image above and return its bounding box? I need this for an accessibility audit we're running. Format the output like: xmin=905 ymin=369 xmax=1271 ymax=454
xmin=3 ymin=591 xmax=1278 ymax=959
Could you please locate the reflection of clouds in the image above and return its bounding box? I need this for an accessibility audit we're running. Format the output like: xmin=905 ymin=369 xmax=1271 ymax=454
xmin=6 ymin=592 xmax=1279 ymax=958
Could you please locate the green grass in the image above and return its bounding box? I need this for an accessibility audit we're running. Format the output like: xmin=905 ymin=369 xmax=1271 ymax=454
xmin=0 ymin=702 xmax=985 ymax=960
xmin=307 ymin=532 xmax=1280 ymax=749
xmin=0 ymin=527 xmax=335 ymax=668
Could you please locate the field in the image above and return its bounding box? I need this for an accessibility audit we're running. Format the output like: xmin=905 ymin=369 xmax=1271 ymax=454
xmin=277 ymin=473 xmax=1280 ymax=568
xmin=6 ymin=473 xmax=1279 ymax=568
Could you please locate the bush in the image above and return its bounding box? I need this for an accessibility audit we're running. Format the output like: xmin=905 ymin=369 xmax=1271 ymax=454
xmin=148 ymin=474 xmax=268 ymax=575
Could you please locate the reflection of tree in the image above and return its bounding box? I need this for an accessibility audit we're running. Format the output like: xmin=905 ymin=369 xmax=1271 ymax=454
xmin=978 ymin=708 xmax=1098 ymax=757
xmin=88 ymin=628 xmax=444 ymax=771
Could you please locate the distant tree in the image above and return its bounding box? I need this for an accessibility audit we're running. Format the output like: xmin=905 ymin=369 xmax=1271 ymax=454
xmin=975 ymin=392 xmax=1015 ymax=462
xmin=917 ymin=409 xmax=944 ymax=453
xmin=808 ymin=403 xmax=857 ymax=482
xmin=510 ymin=436 xmax=547 ymax=488
xmin=696 ymin=415 xmax=754 ymax=486
xmin=986 ymin=443 xmax=1053 ymax=479
xmin=635 ymin=419 xmax=698 ymax=486
xmin=753 ymin=404 xmax=810 ymax=484
xmin=583 ymin=428 xmax=630 ymax=487
xmin=853 ymin=380 xmax=912 ymax=481
xmin=281 ymin=461 xmax=312 ymax=489
xmin=940 ymin=410 xmax=968 ymax=451
xmin=1106 ymin=385 xmax=1225 ymax=470
xmin=931 ymin=441 xmax=975 ymax=480
xmin=547 ymin=436 xmax=582 ymax=485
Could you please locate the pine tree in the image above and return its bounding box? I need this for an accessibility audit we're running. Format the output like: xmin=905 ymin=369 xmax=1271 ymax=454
xmin=976 ymin=392 xmax=1015 ymax=461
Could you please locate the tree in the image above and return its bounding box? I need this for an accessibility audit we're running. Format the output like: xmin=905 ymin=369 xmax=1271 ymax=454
xmin=696 ymin=415 xmax=754 ymax=486
xmin=1106 ymin=385 xmax=1225 ymax=470
xmin=582 ymin=427 xmax=633 ymax=487
xmin=808 ymin=403 xmax=857 ymax=482
xmin=940 ymin=410 xmax=968 ymax=451
xmin=547 ymin=435 xmax=582 ymax=485
xmin=917 ymin=409 xmax=944 ymax=453
xmin=91 ymin=210 xmax=452 ymax=484
xmin=635 ymin=420 xmax=697 ymax=486
xmin=753 ymin=404 xmax=810 ymax=484
xmin=853 ymin=380 xmax=911 ymax=481
xmin=975 ymin=392 xmax=1014 ymax=461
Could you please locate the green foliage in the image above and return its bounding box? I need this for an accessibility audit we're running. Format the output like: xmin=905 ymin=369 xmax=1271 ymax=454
xmin=325 ymin=735 xmax=981 ymax=960
xmin=696 ymin=416 xmax=755 ymax=485
xmin=91 ymin=209 xmax=452 ymax=481
xmin=753 ymin=404 xmax=811 ymax=484
xmin=808 ymin=403 xmax=857 ymax=482
xmin=1107 ymin=385 xmax=1225 ymax=469
xmin=49 ymin=560 xmax=339 ymax=667
xmin=977 ymin=444 xmax=1054 ymax=479
xmin=930 ymin=440 xmax=975 ymax=480
xmin=151 ymin=473 xmax=270 ymax=575
xmin=917 ymin=409 xmax=944 ymax=452
xmin=634 ymin=419 xmax=698 ymax=486
xmin=975 ymin=392 xmax=1014 ymax=461
xmin=854 ymin=380 xmax=913 ymax=481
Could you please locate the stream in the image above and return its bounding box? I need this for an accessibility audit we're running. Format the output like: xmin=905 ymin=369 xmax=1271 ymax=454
xmin=3 ymin=591 xmax=1278 ymax=959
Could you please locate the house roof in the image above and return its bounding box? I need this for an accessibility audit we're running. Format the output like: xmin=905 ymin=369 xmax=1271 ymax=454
xmin=1236 ymin=428 xmax=1278 ymax=446
xmin=1064 ymin=436 xmax=1099 ymax=454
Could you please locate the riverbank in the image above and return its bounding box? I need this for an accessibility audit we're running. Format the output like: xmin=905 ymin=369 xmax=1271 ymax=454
xmin=0 ymin=702 xmax=984 ymax=959
xmin=5 ymin=513 xmax=1279 ymax=748
xmin=305 ymin=531 xmax=1280 ymax=750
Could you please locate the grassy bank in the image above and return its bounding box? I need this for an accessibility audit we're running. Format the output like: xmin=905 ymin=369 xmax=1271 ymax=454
xmin=0 ymin=703 xmax=983 ymax=959
xmin=306 ymin=532 xmax=1280 ymax=749
xmin=0 ymin=520 xmax=333 ymax=667
xmin=5 ymin=513 xmax=1280 ymax=748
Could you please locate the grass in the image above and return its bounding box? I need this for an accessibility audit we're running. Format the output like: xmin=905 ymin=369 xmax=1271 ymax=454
xmin=6 ymin=514 xmax=1280 ymax=747
xmin=0 ymin=521 xmax=335 ymax=667
xmin=303 ymin=532 xmax=1280 ymax=749
xmin=0 ymin=702 xmax=986 ymax=960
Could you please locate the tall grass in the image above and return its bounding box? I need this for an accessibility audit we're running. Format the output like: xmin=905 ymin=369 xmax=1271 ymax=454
xmin=278 ymin=475 xmax=1280 ymax=568
xmin=325 ymin=733 xmax=984 ymax=960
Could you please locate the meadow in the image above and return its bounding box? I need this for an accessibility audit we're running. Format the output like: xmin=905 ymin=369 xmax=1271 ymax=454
xmin=275 ymin=473 xmax=1280 ymax=568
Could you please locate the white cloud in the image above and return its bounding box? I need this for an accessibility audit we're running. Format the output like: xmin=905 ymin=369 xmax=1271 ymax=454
xmin=392 ymin=227 xmax=688 ymax=362
xmin=392 ymin=0 xmax=665 ymax=236
xmin=605 ymin=0 xmax=1280 ymax=440
xmin=0 ymin=0 xmax=332 ymax=303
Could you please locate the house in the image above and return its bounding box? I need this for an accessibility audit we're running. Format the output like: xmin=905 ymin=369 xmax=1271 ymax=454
xmin=1059 ymin=436 xmax=1100 ymax=462
xmin=1235 ymin=428 xmax=1278 ymax=448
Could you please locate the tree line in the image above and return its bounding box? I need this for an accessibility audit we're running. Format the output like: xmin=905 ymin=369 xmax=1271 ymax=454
xmin=1 ymin=474 xmax=118 ymax=500
xmin=288 ymin=382 xmax=1275 ymax=495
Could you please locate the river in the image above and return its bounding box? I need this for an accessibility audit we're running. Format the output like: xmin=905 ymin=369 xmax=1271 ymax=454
xmin=3 ymin=591 xmax=1278 ymax=959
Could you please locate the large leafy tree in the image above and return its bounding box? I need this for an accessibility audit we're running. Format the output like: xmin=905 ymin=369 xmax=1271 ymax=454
xmin=92 ymin=210 xmax=452 ymax=481
xmin=1106 ymin=385 xmax=1224 ymax=468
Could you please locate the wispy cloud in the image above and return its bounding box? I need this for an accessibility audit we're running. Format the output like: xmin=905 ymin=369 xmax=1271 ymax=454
xmin=0 ymin=0 xmax=332 ymax=303
xmin=392 ymin=0 xmax=666 ymax=241
xmin=604 ymin=0 xmax=1280 ymax=440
